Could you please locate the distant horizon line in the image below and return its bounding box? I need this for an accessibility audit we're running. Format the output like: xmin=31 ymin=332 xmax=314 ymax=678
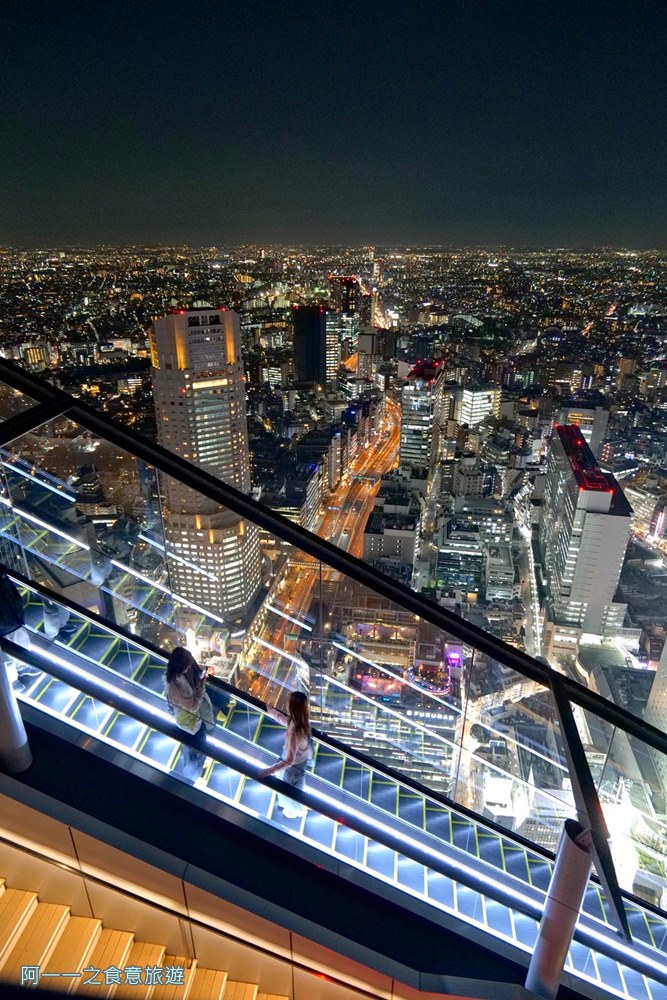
xmin=1 ymin=242 xmax=666 ymax=254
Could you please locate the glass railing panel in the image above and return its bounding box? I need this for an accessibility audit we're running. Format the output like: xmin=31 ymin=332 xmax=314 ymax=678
xmin=453 ymin=649 xmax=575 ymax=853
xmin=0 ymin=414 xmax=198 ymax=651
xmin=0 ymin=382 xmax=38 ymax=422
xmin=581 ymin=710 xmax=667 ymax=911
xmin=302 ymin=572 xmax=575 ymax=854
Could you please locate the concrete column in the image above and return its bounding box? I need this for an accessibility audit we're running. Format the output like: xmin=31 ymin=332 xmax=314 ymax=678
xmin=0 ymin=652 xmax=33 ymax=773
xmin=525 ymin=819 xmax=593 ymax=1000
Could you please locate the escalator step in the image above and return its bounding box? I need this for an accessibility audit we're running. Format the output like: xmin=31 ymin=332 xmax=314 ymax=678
xmin=511 ymin=911 xmax=538 ymax=949
xmin=397 ymin=793 xmax=424 ymax=828
xmin=476 ymin=833 xmax=503 ymax=868
xmin=104 ymin=714 xmax=145 ymax=749
xmin=567 ymin=939 xmax=597 ymax=975
xmin=70 ymin=696 xmax=114 ymax=732
xmin=502 ymin=849 xmax=530 ymax=882
xmin=424 ymin=807 xmax=450 ymax=842
xmin=238 ymin=778 xmax=274 ymax=816
xmin=616 ymin=967 xmax=651 ymax=1000
xmin=525 ymin=859 xmax=551 ymax=892
xmin=313 ymin=753 xmax=344 ymax=785
xmin=139 ymin=730 xmax=180 ymax=767
xmin=341 ymin=764 xmax=370 ymax=799
xmin=451 ymin=818 xmax=476 ymax=852
xmin=302 ymin=812 xmax=336 ymax=848
xmin=593 ymin=955 xmax=626 ymax=995
xmin=369 ymin=778 xmax=398 ymax=813
xmin=36 ymin=679 xmax=79 ymax=714
xmin=455 ymin=885 xmax=485 ymax=922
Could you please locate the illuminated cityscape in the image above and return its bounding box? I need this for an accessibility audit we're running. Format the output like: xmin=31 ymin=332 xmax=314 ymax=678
xmin=1 ymin=3 xmax=667 ymax=997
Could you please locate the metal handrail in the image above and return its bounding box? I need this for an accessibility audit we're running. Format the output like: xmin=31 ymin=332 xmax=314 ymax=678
xmin=0 ymin=357 xmax=661 ymax=939
xmin=0 ymin=357 xmax=662 ymax=756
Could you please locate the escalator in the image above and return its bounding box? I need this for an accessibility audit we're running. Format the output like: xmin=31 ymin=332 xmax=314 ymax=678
xmin=5 ymin=579 xmax=667 ymax=1000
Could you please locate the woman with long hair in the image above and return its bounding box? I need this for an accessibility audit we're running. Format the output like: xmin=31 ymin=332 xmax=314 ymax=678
xmin=164 ymin=646 xmax=228 ymax=780
xmin=259 ymin=690 xmax=312 ymax=818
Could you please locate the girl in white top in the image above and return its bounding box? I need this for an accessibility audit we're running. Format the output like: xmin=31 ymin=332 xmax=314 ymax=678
xmin=259 ymin=691 xmax=312 ymax=818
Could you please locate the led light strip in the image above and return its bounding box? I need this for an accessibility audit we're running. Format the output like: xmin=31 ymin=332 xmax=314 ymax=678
xmin=265 ymin=603 xmax=313 ymax=632
xmin=253 ymin=635 xmax=309 ymax=669
xmin=137 ymin=532 xmax=218 ymax=581
xmin=1 ymin=460 xmax=77 ymax=502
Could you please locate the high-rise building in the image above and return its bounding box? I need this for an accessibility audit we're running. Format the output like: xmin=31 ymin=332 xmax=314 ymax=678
xmin=557 ymin=403 xmax=609 ymax=458
xmin=328 ymin=274 xmax=361 ymax=315
xmin=151 ymin=308 xmax=261 ymax=620
xmin=357 ymin=327 xmax=385 ymax=379
xmin=292 ymin=306 xmax=341 ymax=391
xmin=399 ymin=361 xmax=445 ymax=476
xmin=435 ymin=519 xmax=484 ymax=600
xmin=539 ymin=425 xmax=632 ymax=642
xmin=455 ymin=385 xmax=501 ymax=427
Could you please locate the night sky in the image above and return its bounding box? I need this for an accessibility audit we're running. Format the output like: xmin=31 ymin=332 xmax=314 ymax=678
xmin=2 ymin=1 xmax=666 ymax=247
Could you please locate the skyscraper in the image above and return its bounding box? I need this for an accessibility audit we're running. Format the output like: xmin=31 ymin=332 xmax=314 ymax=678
xmin=539 ymin=425 xmax=631 ymax=648
xmin=151 ymin=308 xmax=261 ymax=620
xmin=328 ymin=274 xmax=360 ymax=315
xmin=399 ymin=361 xmax=445 ymax=477
xmin=557 ymin=403 xmax=609 ymax=458
xmin=292 ymin=305 xmax=341 ymax=391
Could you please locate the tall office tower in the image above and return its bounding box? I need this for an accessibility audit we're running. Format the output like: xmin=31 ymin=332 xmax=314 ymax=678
xmin=151 ymin=308 xmax=261 ymax=620
xmin=557 ymin=403 xmax=609 ymax=458
xmin=539 ymin=425 xmax=632 ymax=642
xmin=357 ymin=327 xmax=385 ymax=379
xmin=326 ymin=311 xmax=358 ymax=369
xmin=292 ymin=305 xmax=340 ymax=392
xmin=455 ymin=385 xmax=501 ymax=428
xmin=399 ymin=361 xmax=445 ymax=476
xmin=328 ymin=274 xmax=361 ymax=315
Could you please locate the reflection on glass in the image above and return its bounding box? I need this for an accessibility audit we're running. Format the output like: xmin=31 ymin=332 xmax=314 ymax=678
xmin=0 ymin=384 xmax=37 ymax=422
xmin=583 ymin=709 xmax=667 ymax=908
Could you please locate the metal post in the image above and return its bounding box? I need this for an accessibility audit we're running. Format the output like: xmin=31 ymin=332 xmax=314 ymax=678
xmin=0 ymin=651 xmax=32 ymax=773
xmin=525 ymin=819 xmax=592 ymax=1000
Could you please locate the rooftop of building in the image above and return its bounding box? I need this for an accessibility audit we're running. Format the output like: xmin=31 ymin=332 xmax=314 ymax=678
xmin=365 ymin=511 xmax=418 ymax=534
xmin=555 ymin=424 xmax=633 ymax=515
xmin=405 ymin=359 xmax=444 ymax=383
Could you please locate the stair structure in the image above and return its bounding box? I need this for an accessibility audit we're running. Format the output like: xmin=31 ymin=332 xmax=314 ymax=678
xmin=0 ymin=877 xmax=289 ymax=1000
